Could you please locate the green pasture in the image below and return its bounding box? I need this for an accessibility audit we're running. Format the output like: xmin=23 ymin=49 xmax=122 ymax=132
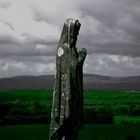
xmin=0 ymin=89 xmax=140 ymax=139
xmin=0 ymin=89 xmax=140 ymax=124
xmin=114 ymin=115 xmax=140 ymax=124
xmin=0 ymin=90 xmax=52 ymax=105
xmin=0 ymin=124 xmax=140 ymax=140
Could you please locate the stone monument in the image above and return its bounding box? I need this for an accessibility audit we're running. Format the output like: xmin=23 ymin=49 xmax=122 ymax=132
xmin=49 ymin=18 xmax=87 ymax=140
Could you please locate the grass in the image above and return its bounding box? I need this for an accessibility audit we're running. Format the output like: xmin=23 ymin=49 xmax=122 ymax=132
xmin=0 ymin=90 xmax=52 ymax=106
xmin=114 ymin=115 xmax=140 ymax=124
xmin=1 ymin=89 xmax=140 ymax=124
xmin=1 ymin=89 xmax=140 ymax=108
xmin=0 ymin=124 xmax=50 ymax=140
xmin=0 ymin=124 xmax=140 ymax=140
xmin=84 ymin=89 xmax=140 ymax=116
xmin=1 ymin=89 xmax=140 ymax=139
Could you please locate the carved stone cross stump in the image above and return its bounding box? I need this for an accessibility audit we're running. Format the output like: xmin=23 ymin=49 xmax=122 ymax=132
xmin=49 ymin=18 xmax=87 ymax=140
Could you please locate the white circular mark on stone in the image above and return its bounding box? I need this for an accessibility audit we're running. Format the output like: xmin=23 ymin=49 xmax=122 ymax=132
xmin=57 ymin=47 xmax=64 ymax=57
xmin=62 ymin=93 xmax=64 ymax=97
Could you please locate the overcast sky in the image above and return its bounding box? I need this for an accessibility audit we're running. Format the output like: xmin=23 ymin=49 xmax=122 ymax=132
xmin=0 ymin=0 xmax=140 ymax=78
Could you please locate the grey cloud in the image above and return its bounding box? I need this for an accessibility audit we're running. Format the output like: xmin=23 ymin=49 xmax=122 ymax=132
xmin=0 ymin=0 xmax=140 ymax=77
xmin=0 ymin=34 xmax=58 ymax=56
xmin=0 ymin=20 xmax=14 ymax=30
xmin=84 ymin=54 xmax=140 ymax=77
xmin=0 ymin=36 xmax=16 ymax=44
xmin=0 ymin=55 xmax=56 ymax=78
xmin=77 ymin=0 xmax=140 ymax=56
xmin=0 ymin=1 xmax=12 ymax=9
xmin=1 ymin=0 xmax=140 ymax=56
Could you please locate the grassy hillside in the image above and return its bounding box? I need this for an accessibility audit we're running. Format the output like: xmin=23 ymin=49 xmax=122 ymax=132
xmin=1 ymin=89 xmax=140 ymax=140
xmin=0 ymin=124 xmax=140 ymax=140
xmin=0 ymin=89 xmax=140 ymax=124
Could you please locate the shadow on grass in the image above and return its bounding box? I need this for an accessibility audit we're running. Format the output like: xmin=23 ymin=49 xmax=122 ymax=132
xmin=125 ymin=135 xmax=136 ymax=140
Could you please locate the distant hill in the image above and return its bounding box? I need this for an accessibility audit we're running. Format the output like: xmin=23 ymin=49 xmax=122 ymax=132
xmin=0 ymin=74 xmax=140 ymax=91
xmin=84 ymin=74 xmax=140 ymax=91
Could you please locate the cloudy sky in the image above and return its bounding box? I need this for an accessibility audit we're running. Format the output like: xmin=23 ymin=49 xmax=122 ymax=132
xmin=0 ymin=0 xmax=140 ymax=78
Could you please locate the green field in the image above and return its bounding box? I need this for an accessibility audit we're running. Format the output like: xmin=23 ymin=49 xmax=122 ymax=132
xmin=0 ymin=124 xmax=140 ymax=140
xmin=1 ymin=89 xmax=140 ymax=124
xmin=0 ymin=89 xmax=140 ymax=139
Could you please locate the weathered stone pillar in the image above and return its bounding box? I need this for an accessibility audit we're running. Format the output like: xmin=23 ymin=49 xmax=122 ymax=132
xmin=49 ymin=18 xmax=87 ymax=140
